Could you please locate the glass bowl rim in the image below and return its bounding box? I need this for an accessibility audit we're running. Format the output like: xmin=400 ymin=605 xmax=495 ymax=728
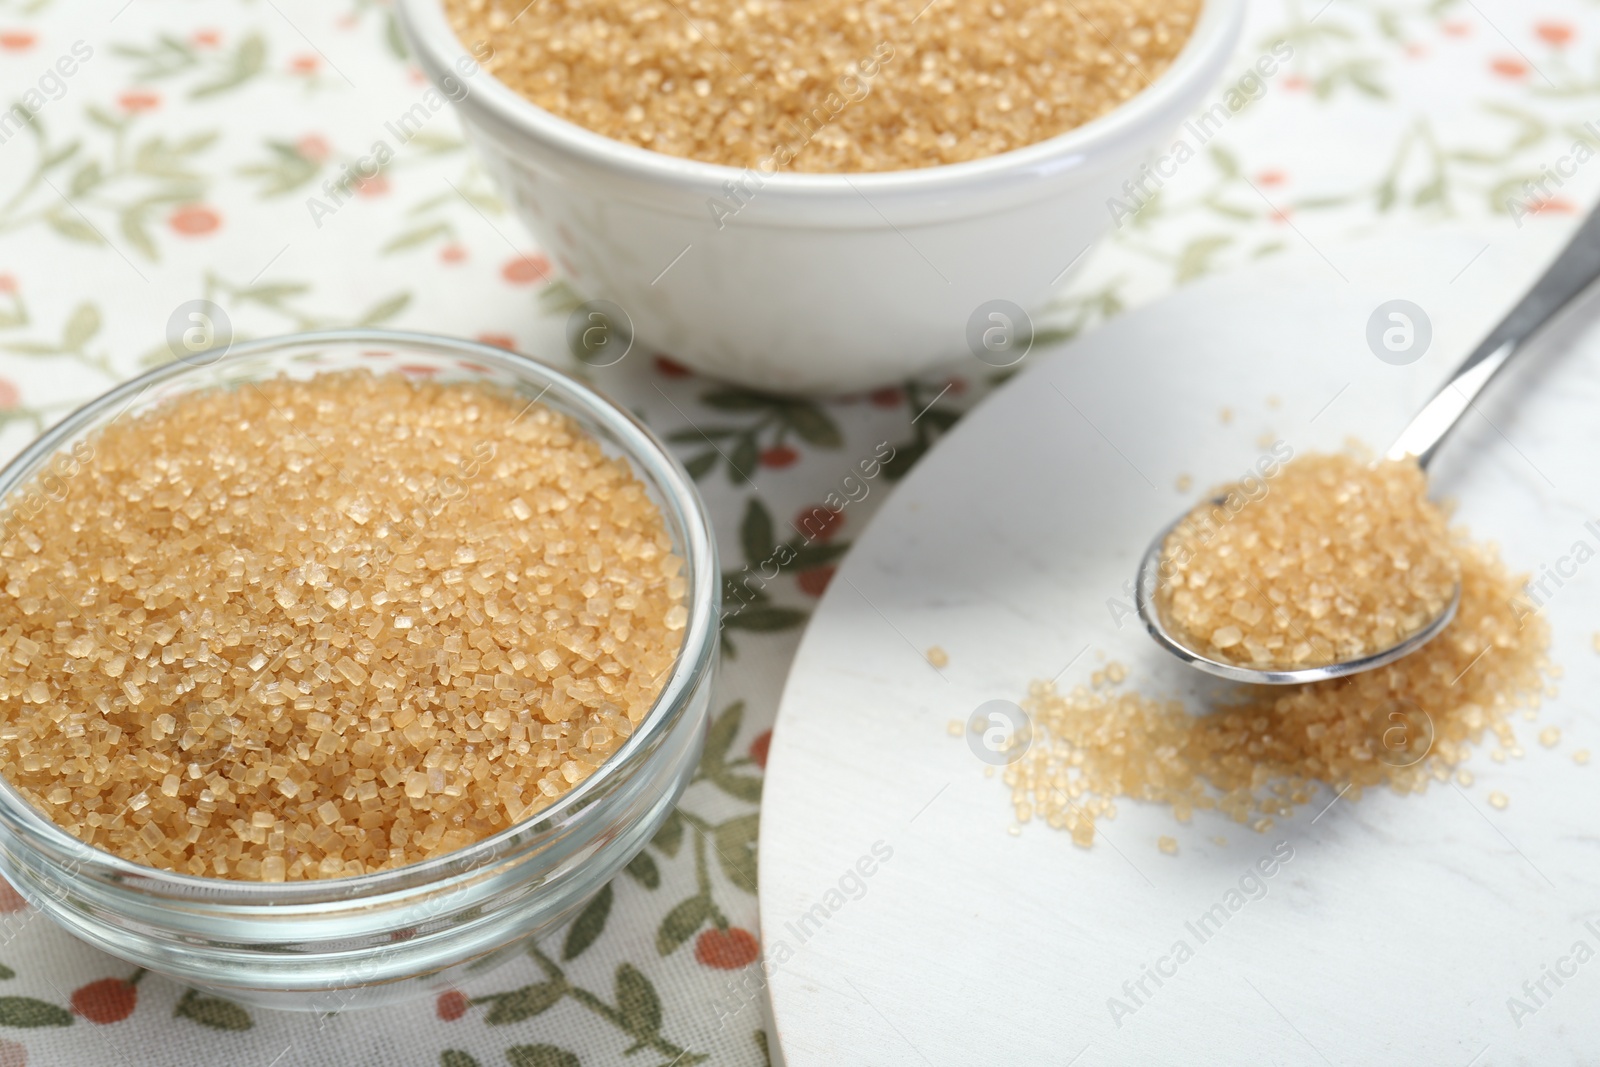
xmin=0 ymin=328 xmax=719 ymax=903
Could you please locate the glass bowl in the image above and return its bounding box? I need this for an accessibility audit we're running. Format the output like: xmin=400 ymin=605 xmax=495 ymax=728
xmin=0 ymin=330 xmax=719 ymax=1010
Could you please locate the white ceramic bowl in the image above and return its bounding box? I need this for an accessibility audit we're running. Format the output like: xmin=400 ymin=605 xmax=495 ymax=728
xmin=397 ymin=0 xmax=1245 ymax=393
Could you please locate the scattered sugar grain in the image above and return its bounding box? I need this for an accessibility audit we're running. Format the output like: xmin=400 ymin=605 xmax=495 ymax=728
xmin=1004 ymin=529 xmax=1550 ymax=846
xmin=1488 ymin=791 xmax=1509 ymax=810
xmin=1540 ymin=727 xmax=1561 ymax=748
xmin=926 ymin=646 xmax=949 ymax=669
xmin=1157 ymin=835 xmax=1178 ymax=855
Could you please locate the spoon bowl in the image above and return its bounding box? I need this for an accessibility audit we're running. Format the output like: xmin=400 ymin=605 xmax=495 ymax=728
xmin=1133 ymin=501 xmax=1462 ymax=685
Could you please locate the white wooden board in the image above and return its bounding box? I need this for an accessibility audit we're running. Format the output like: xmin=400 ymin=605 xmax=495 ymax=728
xmin=759 ymin=221 xmax=1600 ymax=1066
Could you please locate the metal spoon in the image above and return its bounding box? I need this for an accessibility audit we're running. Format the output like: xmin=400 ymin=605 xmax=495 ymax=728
xmin=1135 ymin=207 xmax=1600 ymax=685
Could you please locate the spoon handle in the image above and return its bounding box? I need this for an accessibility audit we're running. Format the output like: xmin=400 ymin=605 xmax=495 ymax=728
xmin=1386 ymin=206 xmax=1600 ymax=469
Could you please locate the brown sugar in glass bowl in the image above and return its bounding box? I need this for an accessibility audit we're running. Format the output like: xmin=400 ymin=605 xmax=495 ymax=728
xmin=0 ymin=331 xmax=719 ymax=1010
xmin=0 ymin=371 xmax=685 ymax=881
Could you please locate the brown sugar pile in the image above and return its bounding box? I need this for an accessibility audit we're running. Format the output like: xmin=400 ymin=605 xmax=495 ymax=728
xmin=448 ymin=0 xmax=1200 ymax=172
xmin=1157 ymin=453 xmax=1460 ymax=670
xmin=0 ymin=372 xmax=685 ymax=881
xmin=1004 ymin=534 xmax=1549 ymax=846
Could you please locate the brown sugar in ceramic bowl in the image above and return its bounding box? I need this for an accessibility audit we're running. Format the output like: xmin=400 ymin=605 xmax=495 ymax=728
xmin=396 ymin=0 xmax=1247 ymax=391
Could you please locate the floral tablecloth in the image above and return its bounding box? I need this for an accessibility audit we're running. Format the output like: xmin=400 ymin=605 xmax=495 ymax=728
xmin=0 ymin=0 xmax=1596 ymax=1063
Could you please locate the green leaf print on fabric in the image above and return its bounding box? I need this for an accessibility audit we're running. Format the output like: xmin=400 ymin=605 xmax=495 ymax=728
xmin=172 ymin=989 xmax=253 ymax=1031
xmin=505 ymin=1046 xmax=579 ymax=1067
xmin=0 ymin=997 xmax=71 ymax=1028
xmin=561 ymin=883 xmax=613 ymax=961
